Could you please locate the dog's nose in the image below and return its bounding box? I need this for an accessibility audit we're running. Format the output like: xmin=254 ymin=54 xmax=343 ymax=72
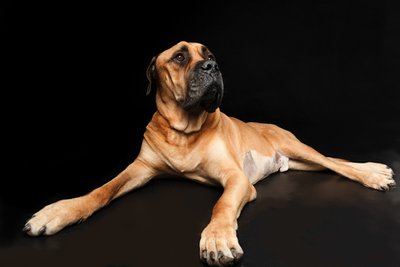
xmin=201 ymin=60 xmax=219 ymax=73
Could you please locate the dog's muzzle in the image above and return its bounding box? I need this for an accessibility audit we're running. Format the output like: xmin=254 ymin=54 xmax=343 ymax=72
xmin=183 ymin=60 xmax=224 ymax=113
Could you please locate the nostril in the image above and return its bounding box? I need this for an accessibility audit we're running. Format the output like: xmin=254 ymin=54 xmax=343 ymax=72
xmin=201 ymin=60 xmax=219 ymax=72
xmin=201 ymin=62 xmax=213 ymax=71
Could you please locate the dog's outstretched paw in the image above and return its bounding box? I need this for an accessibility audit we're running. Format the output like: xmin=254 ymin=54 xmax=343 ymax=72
xmin=199 ymin=222 xmax=243 ymax=266
xmin=23 ymin=197 xmax=86 ymax=236
xmin=348 ymin=162 xmax=396 ymax=191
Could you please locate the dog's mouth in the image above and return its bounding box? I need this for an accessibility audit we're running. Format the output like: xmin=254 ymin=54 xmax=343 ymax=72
xmin=199 ymin=84 xmax=222 ymax=112
xmin=183 ymin=79 xmax=223 ymax=113
xmin=183 ymin=61 xmax=224 ymax=113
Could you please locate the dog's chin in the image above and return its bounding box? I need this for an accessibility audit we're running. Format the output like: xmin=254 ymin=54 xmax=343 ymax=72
xmin=183 ymin=86 xmax=223 ymax=113
xmin=200 ymin=90 xmax=222 ymax=113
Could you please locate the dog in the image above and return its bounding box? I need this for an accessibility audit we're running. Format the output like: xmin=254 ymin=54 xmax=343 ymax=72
xmin=23 ymin=41 xmax=396 ymax=266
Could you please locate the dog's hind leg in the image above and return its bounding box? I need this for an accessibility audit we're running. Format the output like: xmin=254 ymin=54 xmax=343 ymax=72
xmin=288 ymin=159 xmax=326 ymax=171
xmin=23 ymin=158 xmax=156 ymax=236
xmin=280 ymin=139 xmax=396 ymax=191
xmin=288 ymin=157 xmax=349 ymax=171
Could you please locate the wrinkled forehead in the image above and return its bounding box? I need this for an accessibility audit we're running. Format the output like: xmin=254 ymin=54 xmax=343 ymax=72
xmin=157 ymin=41 xmax=210 ymax=62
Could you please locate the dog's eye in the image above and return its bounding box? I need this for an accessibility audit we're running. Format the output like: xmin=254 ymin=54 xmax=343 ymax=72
xmin=174 ymin=53 xmax=185 ymax=62
xmin=207 ymin=54 xmax=215 ymax=61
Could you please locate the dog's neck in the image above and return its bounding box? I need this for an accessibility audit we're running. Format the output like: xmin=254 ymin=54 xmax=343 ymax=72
xmin=155 ymin=91 xmax=216 ymax=134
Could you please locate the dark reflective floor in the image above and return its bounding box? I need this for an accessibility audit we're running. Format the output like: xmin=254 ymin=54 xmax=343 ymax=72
xmin=1 ymin=122 xmax=400 ymax=267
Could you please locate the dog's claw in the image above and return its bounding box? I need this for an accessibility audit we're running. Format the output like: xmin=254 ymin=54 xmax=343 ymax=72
xmin=230 ymin=248 xmax=243 ymax=261
xmin=209 ymin=251 xmax=215 ymax=262
xmin=38 ymin=226 xmax=46 ymax=235
xmin=230 ymin=248 xmax=237 ymax=259
xmin=22 ymin=223 xmax=31 ymax=233
xmin=201 ymin=250 xmax=207 ymax=262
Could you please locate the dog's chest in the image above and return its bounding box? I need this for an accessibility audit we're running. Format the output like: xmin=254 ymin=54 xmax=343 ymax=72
xmin=165 ymin=148 xmax=202 ymax=173
xmin=160 ymin=134 xmax=204 ymax=173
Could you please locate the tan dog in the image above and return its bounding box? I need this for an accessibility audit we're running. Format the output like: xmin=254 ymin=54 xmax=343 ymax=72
xmin=24 ymin=41 xmax=396 ymax=266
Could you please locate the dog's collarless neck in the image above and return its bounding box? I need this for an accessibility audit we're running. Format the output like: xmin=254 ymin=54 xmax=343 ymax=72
xmin=155 ymin=92 xmax=216 ymax=134
xmin=155 ymin=108 xmax=221 ymax=135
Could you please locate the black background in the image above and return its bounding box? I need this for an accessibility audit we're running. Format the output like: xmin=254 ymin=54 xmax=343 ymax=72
xmin=2 ymin=1 xmax=400 ymax=267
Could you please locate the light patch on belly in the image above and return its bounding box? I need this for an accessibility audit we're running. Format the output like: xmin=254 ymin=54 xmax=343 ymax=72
xmin=243 ymin=150 xmax=289 ymax=184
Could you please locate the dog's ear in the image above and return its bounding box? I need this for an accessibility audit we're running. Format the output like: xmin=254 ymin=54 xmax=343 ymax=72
xmin=146 ymin=56 xmax=157 ymax=96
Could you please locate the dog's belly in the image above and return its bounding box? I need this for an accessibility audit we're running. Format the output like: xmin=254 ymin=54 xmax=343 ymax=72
xmin=243 ymin=150 xmax=289 ymax=184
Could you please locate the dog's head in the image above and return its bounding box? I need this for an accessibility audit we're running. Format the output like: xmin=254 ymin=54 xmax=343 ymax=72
xmin=146 ymin=41 xmax=224 ymax=113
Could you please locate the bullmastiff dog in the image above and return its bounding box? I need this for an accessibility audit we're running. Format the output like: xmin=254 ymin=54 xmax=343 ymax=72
xmin=24 ymin=41 xmax=396 ymax=266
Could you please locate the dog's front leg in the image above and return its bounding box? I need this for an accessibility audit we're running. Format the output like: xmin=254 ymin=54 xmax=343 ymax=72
xmin=200 ymin=170 xmax=257 ymax=266
xmin=23 ymin=158 xmax=155 ymax=236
